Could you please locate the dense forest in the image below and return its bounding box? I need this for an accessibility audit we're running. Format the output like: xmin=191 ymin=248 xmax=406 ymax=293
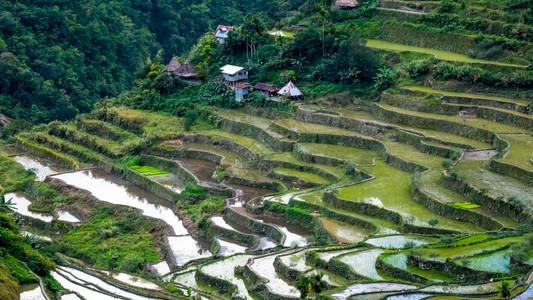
xmin=0 ymin=0 xmax=305 ymax=125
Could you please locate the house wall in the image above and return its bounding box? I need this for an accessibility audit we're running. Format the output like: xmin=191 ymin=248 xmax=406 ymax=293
xmin=223 ymin=71 xmax=248 ymax=82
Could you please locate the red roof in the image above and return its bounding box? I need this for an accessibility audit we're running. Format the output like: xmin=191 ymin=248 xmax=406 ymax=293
xmin=214 ymin=25 xmax=234 ymax=36
xmin=253 ymin=83 xmax=279 ymax=93
xmin=235 ymin=83 xmax=250 ymax=89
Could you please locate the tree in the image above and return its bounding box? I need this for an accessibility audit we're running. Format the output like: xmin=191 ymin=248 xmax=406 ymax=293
xmin=297 ymin=276 xmax=312 ymax=299
xmin=0 ymin=194 xmax=16 ymax=212
xmin=240 ymin=14 xmax=268 ymax=60
xmin=102 ymin=250 xmax=118 ymax=272
xmin=428 ymin=219 xmax=439 ymax=227
xmin=498 ymin=280 xmax=511 ymax=298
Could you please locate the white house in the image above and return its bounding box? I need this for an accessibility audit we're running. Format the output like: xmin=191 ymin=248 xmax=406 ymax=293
xmin=214 ymin=25 xmax=233 ymax=44
xmin=221 ymin=65 xmax=248 ymax=85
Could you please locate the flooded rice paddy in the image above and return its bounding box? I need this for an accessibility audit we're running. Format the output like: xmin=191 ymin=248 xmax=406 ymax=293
xmin=319 ymin=217 xmax=370 ymax=243
xmin=330 ymin=282 xmax=418 ymax=300
xmin=19 ymin=284 xmax=46 ymax=300
xmin=6 ymin=192 xmax=53 ymax=222
xmin=14 ymin=155 xmax=62 ymax=181
xmin=337 ymin=249 xmax=387 ymax=280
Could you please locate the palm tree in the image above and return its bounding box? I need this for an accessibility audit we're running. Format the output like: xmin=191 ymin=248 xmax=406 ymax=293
xmin=0 ymin=194 xmax=16 ymax=211
xmin=291 ymin=54 xmax=307 ymax=71
xmin=102 ymin=250 xmax=118 ymax=272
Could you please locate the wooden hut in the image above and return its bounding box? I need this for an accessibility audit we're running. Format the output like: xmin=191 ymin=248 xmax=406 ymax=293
xmin=253 ymin=83 xmax=279 ymax=97
xmin=165 ymin=57 xmax=197 ymax=79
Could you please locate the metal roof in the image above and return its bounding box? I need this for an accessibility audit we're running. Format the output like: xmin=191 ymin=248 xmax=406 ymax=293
xmin=221 ymin=65 xmax=245 ymax=75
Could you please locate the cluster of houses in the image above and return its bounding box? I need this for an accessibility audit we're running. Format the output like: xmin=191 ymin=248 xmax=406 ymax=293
xmin=221 ymin=64 xmax=303 ymax=102
xmin=165 ymin=24 xmax=307 ymax=102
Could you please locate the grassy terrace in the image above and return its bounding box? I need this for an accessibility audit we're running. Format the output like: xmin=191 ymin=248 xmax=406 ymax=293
xmin=406 ymin=86 xmax=531 ymax=106
xmin=267 ymin=151 xmax=346 ymax=178
xmin=321 ymin=107 xmax=491 ymax=149
xmin=454 ymin=160 xmax=533 ymax=211
xmin=112 ymin=106 xmax=213 ymax=140
xmin=419 ymin=236 xmax=522 ymax=261
xmin=32 ymin=131 xmax=109 ymax=165
xmin=218 ymin=110 xmax=294 ymax=141
xmin=380 ymin=104 xmax=532 ymax=134
xmin=297 ymin=143 xmax=379 ymax=166
xmin=455 ymin=248 xmax=516 ymax=274
xmin=447 ymin=103 xmax=533 ymax=120
xmin=337 ymin=160 xmax=484 ymax=232
xmin=381 ymin=141 xmax=444 ymax=169
xmin=499 ymin=134 xmax=533 ymax=172
xmin=295 ymin=188 xmax=402 ymax=234
xmin=202 ymin=129 xmax=276 ymax=156
xmin=366 ymin=40 xmax=528 ymax=68
xmin=420 ymin=171 xmax=519 ymax=228
xmin=274 ymin=118 xmax=372 ymax=138
xmin=272 ymin=167 xmax=331 ymax=185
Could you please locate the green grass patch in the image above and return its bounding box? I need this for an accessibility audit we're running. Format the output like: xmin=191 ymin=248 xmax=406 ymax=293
xmin=366 ymin=40 xmax=527 ymax=68
xmin=454 ymin=202 xmax=481 ymax=209
xmin=272 ymin=168 xmax=330 ymax=185
xmin=0 ymin=156 xmax=35 ymax=193
xmin=499 ymin=134 xmax=533 ymax=172
xmin=130 ymin=165 xmax=169 ymax=176
xmin=406 ymin=86 xmax=530 ymax=106
xmin=59 ymin=205 xmax=162 ymax=273
xmin=2 ymin=254 xmax=39 ymax=284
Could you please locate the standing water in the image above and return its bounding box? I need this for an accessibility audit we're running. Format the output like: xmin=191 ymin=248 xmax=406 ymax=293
xmin=5 ymin=192 xmax=53 ymax=222
xmin=53 ymin=169 xmax=188 ymax=235
xmin=14 ymin=155 xmax=62 ymax=181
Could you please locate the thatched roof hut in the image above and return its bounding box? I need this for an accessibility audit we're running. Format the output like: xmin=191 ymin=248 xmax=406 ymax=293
xmin=165 ymin=57 xmax=197 ymax=79
xmin=334 ymin=0 xmax=359 ymax=9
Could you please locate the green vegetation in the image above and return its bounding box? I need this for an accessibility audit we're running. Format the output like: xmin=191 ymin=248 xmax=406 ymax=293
xmin=131 ymin=165 xmax=169 ymax=176
xmin=0 ymin=156 xmax=35 ymax=193
xmin=58 ymin=205 xmax=162 ymax=273
xmin=454 ymin=202 xmax=481 ymax=209
xmin=366 ymin=40 xmax=527 ymax=68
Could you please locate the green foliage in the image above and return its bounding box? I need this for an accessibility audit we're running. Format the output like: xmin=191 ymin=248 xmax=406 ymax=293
xmin=59 ymin=206 xmax=161 ymax=272
xmin=454 ymin=202 xmax=481 ymax=209
xmin=441 ymin=159 xmax=454 ymax=169
xmin=184 ymin=183 xmax=205 ymax=196
xmin=498 ymin=280 xmax=511 ymax=298
xmin=184 ymin=110 xmax=200 ymax=132
xmin=0 ymin=120 xmax=32 ymax=140
xmin=373 ymin=67 xmax=396 ymax=92
xmin=406 ymin=59 xmax=431 ymax=78
xmin=185 ymin=197 xmax=224 ymax=229
xmin=131 ymin=165 xmax=169 ymax=176
xmin=428 ymin=219 xmax=439 ymax=227
xmin=0 ymin=156 xmax=35 ymax=193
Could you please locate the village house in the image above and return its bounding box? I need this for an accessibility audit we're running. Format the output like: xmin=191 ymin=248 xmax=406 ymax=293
xmin=221 ymin=65 xmax=248 ymax=85
xmin=234 ymin=83 xmax=250 ymax=102
xmin=165 ymin=57 xmax=197 ymax=79
xmin=334 ymin=0 xmax=359 ymax=9
xmin=214 ymin=25 xmax=233 ymax=44
xmin=253 ymin=83 xmax=279 ymax=97
xmin=278 ymin=81 xmax=304 ymax=100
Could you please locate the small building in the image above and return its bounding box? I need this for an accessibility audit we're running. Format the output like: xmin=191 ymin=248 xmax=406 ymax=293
xmin=235 ymin=83 xmax=250 ymax=102
xmin=334 ymin=0 xmax=359 ymax=9
xmin=165 ymin=57 xmax=197 ymax=79
xmin=253 ymin=83 xmax=279 ymax=97
xmin=221 ymin=65 xmax=248 ymax=85
xmin=278 ymin=81 xmax=304 ymax=100
xmin=214 ymin=25 xmax=234 ymax=44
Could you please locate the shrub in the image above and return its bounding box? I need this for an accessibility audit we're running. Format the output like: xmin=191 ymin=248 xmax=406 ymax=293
xmin=441 ymin=159 xmax=454 ymax=168
xmin=428 ymin=219 xmax=439 ymax=227
xmin=406 ymin=59 xmax=430 ymax=78
xmin=184 ymin=110 xmax=199 ymax=131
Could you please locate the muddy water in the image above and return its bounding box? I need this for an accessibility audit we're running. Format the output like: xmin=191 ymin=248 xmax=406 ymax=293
xmin=211 ymin=216 xmax=277 ymax=251
xmin=57 ymin=211 xmax=80 ymax=223
xmin=239 ymin=210 xmax=311 ymax=247
xmin=201 ymin=254 xmax=254 ymax=300
xmin=150 ymin=260 xmax=171 ymax=276
xmin=56 ymin=267 xmax=156 ymax=300
xmin=225 ymin=182 xmax=275 ymax=207
xmin=52 ymin=169 xmax=187 ymax=235
xmin=19 ymin=284 xmax=46 ymax=300
xmin=319 ymin=217 xmax=370 ymax=244
xmin=148 ymin=173 xmax=186 ymax=194
xmin=249 ymin=251 xmax=300 ymax=298
xmin=178 ymin=158 xmax=217 ymax=181
xmin=216 ymin=237 xmax=247 ymax=256
xmin=167 ymin=235 xmax=211 ymax=267
xmin=5 ymin=192 xmax=53 ymax=222
xmin=14 ymin=155 xmax=63 ymax=181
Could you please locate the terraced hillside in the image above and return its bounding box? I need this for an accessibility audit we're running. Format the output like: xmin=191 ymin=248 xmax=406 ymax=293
xmin=2 ymin=88 xmax=532 ymax=299
xmin=2 ymin=0 xmax=533 ymax=299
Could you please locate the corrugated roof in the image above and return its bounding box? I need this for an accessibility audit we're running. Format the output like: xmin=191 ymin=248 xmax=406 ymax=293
xmin=235 ymin=83 xmax=250 ymax=89
xmin=214 ymin=25 xmax=234 ymax=38
xmin=221 ymin=64 xmax=245 ymax=75
xmin=253 ymin=83 xmax=279 ymax=93
xmin=278 ymin=81 xmax=303 ymax=97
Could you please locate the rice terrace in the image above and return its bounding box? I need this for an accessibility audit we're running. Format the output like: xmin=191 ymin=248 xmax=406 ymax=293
xmin=0 ymin=0 xmax=533 ymax=299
